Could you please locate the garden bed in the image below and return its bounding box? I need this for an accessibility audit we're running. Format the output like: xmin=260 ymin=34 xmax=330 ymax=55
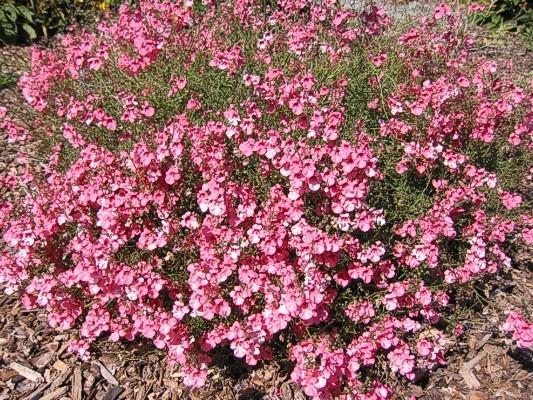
xmin=1 ymin=1 xmax=532 ymax=399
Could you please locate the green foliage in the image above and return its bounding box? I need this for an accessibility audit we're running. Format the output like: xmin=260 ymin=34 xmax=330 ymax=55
xmin=0 ymin=0 xmax=134 ymax=44
xmin=0 ymin=62 xmax=19 ymax=89
xmin=0 ymin=2 xmax=36 ymax=43
xmin=470 ymin=0 xmax=533 ymax=37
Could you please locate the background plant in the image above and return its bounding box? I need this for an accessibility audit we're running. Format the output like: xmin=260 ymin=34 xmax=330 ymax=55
xmin=0 ymin=60 xmax=19 ymax=89
xmin=0 ymin=1 xmax=36 ymax=43
xmin=1 ymin=1 xmax=531 ymax=399
xmin=467 ymin=0 xmax=533 ymax=37
xmin=0 ymin=0 xmax=133 ymax=44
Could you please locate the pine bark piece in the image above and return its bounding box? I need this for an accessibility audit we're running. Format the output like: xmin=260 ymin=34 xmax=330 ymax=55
xmin=52 ymin=360 xmax=69 ymax=373
xmin=102 ymin=386 xmax=124 ymax=400
xmin=21 ymin=382 xmax=51 ymax=400
xmin=30 ymin=352 xmax=53 ymax=369
xmin=94 ymin=360 xmax=119 ymax=386
xmin=41 ymin=387 xmax=68 ymax=400
xmin=71 ymin=367 xmax=83 ymax=400
xmin=459 ymin=351 xmax=487 ymax=389
xmin=9 ymin=362 xmax=44 ymax=382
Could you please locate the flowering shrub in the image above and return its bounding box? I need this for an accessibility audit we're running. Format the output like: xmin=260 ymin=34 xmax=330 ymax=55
xmin=1 ymin=1 xmax=532 ymax=398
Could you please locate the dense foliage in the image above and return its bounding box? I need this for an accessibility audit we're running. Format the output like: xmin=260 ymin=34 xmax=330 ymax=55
xmin=0 ymin=0 xmax=130 ymax=44
xmin=1 ymin=1 xmax=532 ymax=398
xmin=468 ymin=0 xmax=533 ymax=37
xmin=0 ymin=1 xmax=36 ymax=42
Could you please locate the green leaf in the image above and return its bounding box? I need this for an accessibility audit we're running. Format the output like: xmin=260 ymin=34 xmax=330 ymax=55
xmin=0 ymin=21 xmax=17 ymax=40
xmin=22 ymin=22 xmax=36 ymax=40
xmin=2 ymin=4 xmax=18 ymax=22
xmin=17 ymin=5 xmax=34 ymax=23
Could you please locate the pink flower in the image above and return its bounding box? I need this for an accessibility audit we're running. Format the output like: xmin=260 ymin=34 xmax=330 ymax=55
xmin=387 ymin=344 xmax=416 ymax=380
xmin=345 ymin=301 xmax=375 ymax=324
xmin=168 ymin=76 xmax=187 ymax=97
xmin=165 ymin=166 xmax=181 ymax=185
xmin=141 ymin=103 xmax=155 ymax=117
xmin=68 ymin=339 xmax=91 ymax=361
xmin=501 ymin=191 xmax=522 ymax=210
xmin=468 ymin=3 xmax=486 ymax=12
xmin=371 ymin=52 xmax=388 ymax=67
xmin=503 ymin=312 xmax=533 ymax=348
xmin=187 ymin=97 xmax=201 ymax=110
xmin=433 ymin=3 xmax=452 ymax=20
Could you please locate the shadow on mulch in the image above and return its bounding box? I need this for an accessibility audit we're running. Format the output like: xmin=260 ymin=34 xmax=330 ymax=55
xmin=508 ymin=348 xmax=533 ymax=372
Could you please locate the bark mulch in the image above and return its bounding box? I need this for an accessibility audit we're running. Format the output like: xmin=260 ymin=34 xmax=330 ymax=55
xmin=407 ymin=262 xmax=533 ymax=400
xmin=1 ymin=264 xmax=531 ymax=400
xmin=0 ymin=292 xmax=306 ymax=400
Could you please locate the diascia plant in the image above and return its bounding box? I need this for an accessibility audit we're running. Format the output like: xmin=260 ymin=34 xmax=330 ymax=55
xmin=1 ymin=1 xmax=532 ymax=398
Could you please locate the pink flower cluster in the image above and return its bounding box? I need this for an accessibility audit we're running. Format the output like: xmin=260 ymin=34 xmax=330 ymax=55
xmin=1 ymin=1 xmax=531 ymax=398
xmin=502 ymin=312 xmax=533 ymax=348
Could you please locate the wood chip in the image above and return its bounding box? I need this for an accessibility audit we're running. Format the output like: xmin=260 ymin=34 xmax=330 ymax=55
xmin=71 ymin=367 xmax=83 ymax=400
xmin=50 ymin=369 xmax=72 ymax=391
xmin=459 ymin=351 xmax=487 ymax=389
xmin=468 ymin=391 xmax=489 ymax=400
xmin=56 ymin=342 xmax=69 ymax=357
xmin=83 ymin=370 xmax=96 ymax=393
xmin=21 ymin=382 xmax=51 ymax=400
xmin=19 ymin=320 xmax=35 ymax=336
xmin=45 ymin=342 xmax=59 ymax=353
xmin=463 ymin=351 xmax=487 ymax=371
xmin=52 ymin=360 xmax=69 ymax=373
xmin=102 ymin=386 xmax=124 ymax=400
xmin=9 ymin=302 xmax=21 ymax=316
xmin=0 ymin=369 xmax=18 ymax=382
xmin=409 ymin=385 xmax=425 ymax=397
xmin=94 ymin=360 xmax=119 ymax=386
xmin=30 ymin=352 xmax=53 ymax=369
xmin=118 ymin=388 xmax=133 ymax=400
xmin=475 ymin=333 xmax=492 ymax=350
xmin=41 ymin=387 xmax=68 ymax=400
xmin=134 ymin=386 xmax=146 ymax=400
xmin=44 ymin=369 xmax=52 ymax=383
xmin=9 ymin=362 xmax=44 ymax=382
xmin=483 ymin=344 xmax=500 ymax=355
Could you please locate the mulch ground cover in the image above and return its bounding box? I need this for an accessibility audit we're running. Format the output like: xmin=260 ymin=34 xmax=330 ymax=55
xmin=0 ymin=261 xmax=530 ymax=400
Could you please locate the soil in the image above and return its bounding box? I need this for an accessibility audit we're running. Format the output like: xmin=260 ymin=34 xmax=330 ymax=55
xmin=0 ymin=4 xmax=532 ymax=400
